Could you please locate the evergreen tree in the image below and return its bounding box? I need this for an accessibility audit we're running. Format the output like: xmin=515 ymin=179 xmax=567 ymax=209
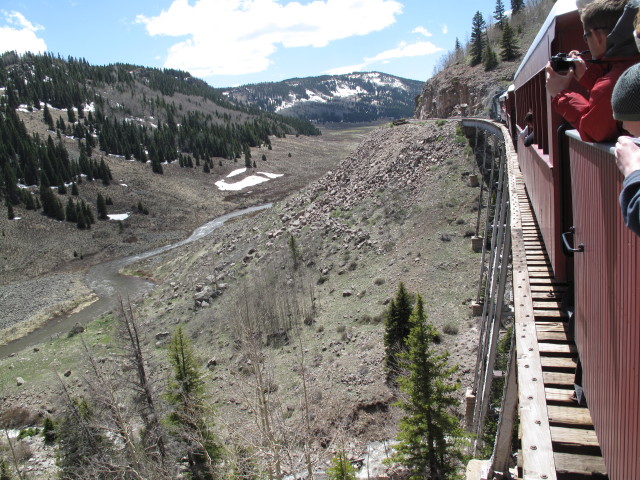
xmin=244 ymin=145 xmax=252 ymax=169
xmin=326 ymin=450 xmax=357 ymax=480
xmin=43 ymin=104 xmax=54 ymax=130
xmin=166 ymin=327 xmax=221 ymax=480
xmin=470 ymin=11 xmax=486 ymax=66
xmin=6 ymin=200 xmax=15 ymax=220
xmin=151 ymin=156 xmax=163 ymax=174
xmin=67 ymin=106 xmax=76 ymax=123
xmin=1 ymin=163 xmax=20 ymax=205
xmin=500 ymin=20 xmax=519 ymax=60
xmin=393 ymin=295 xmax=467 ymax=480
xmin=43 ymin=416 xmax=57 ymax=445
xmin=0 ymin=458 xmax=11 ymax=480
xmin=454 ymin=37 xmax=462 ymax=51
xmin=484 ymin=40 xmax=499 ymax=71
xmin=65 ymin=197 xmax=77 ymax=223
xmin=494 ymin=0 xmax=506 ymax=29
xmin=96 ymin=193 xmax=107 ymax=220
xmin=511 ymin=0 xmax=525 ymax=15
xmin=384 ymin=282 xmax=414 ymax=381
xmin=71 ymin=182 xmax=79 ymax=196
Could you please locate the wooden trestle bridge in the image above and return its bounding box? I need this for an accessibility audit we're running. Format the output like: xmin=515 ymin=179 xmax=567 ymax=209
xmin=463 ymin=118 xmax=607 ymax=480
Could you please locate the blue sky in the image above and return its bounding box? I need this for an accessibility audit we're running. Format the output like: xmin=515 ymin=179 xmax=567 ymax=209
xmin=0 ymin=0 xmax=501 ymax=88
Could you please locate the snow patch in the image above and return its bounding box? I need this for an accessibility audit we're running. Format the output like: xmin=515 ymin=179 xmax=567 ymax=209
xmin=227 ymin=168 xmax=247 ymax=178
xmin=257 ymin=172 xmax=283 ymax=179
xmin=215 ymin=176 xmax=270 ymax=191
xmin=108 ymin=213 xmax=130 ymax=221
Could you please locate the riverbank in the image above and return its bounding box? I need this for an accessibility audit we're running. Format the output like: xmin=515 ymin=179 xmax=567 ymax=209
xmin=0 ymin=273 xmax=97 ymax=345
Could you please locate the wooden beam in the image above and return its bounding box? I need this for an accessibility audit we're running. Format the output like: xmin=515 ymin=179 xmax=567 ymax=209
xmin=506 ymin=125 xmax=557 ymax=480
xmin=547 ymin=406 xmax=593 ymax=426
xmin=540 ymin=356 xmax=577 ymax=370
xmin=539 ymin=343 xmax=577 ymax=354
xmin=550 ymin=426 xmax=600 ymax=448
xmin=546 ymin=387 xmax=576 ymax=404
xmin=543 ymin=371 xmax=574 ymax=387
xmin=554 ymin=452 xmax=607 ymax=476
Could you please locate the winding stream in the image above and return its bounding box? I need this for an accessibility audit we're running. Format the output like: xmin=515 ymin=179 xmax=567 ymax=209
xmin=2 ymin=203 xmax=271 ymax=357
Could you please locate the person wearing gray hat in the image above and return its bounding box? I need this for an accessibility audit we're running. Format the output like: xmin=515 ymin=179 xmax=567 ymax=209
xmin=612 ymin=62 xmax=640 ymax=235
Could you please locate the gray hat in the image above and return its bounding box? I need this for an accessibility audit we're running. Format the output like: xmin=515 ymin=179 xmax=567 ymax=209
xmin=612 ymin=63 xmax=640 ymax=122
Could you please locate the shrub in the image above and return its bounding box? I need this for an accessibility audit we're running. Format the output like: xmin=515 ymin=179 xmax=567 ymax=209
xmin=374 ymin=277 xmax=385 ymax=286
xmin=443 ymin=322 xmax=459 ymax=335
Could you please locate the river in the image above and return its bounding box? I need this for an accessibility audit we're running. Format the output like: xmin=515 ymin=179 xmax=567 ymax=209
xmin=1 ymin=203 xmax=272 ymax=357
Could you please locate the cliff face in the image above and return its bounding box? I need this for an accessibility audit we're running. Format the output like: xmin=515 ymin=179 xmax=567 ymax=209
xmin=415 ymin=61 xmax=518 ymax=119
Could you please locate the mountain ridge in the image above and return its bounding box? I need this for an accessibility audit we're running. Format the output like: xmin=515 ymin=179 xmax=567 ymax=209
xmin=222 ymin=71 xmax=423 ymax=122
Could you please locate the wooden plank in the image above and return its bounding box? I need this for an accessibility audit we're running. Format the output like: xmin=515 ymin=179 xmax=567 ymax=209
xmin=554 ymin=452 xmax=607 ymax=476
xmin=533 ymin=300 xmax=563 ymax=309
xmin=543 ymin=371 xmax=575 ymax=387
xmin=539 ymin=343 xmax=577 ymax=354
xmin=536 ymin=331 xmax=570 ymax=342
xmin=550 ymin=426 xmax=600 ymax=448
xmin=540 ymin=356 xmax=577 ymax=370
xmin=535 ymin=322 xmax=568 ymax=332
xmin=534 ymin=310 xmax=568 ymax=319
xmin=547 ymin=406 xmax=593 ymax=426
xmin=546 ymin=388 xmax=576 ymax=404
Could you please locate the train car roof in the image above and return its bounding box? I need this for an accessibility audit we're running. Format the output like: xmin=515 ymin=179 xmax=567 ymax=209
xmin=514 ymin=0 xmax=578 ymax=88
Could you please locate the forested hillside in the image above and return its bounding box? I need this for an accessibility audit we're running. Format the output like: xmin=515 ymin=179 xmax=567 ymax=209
xmin=0 ymin=51 xmax=319 ymax=224
xmin=223 ymin=71 xmax=423 ymax=122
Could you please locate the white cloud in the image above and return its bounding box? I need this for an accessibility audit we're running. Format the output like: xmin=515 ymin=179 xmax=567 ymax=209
xmin=136 ymin=0 xmax=403 ymax=77
xmin=441 ymin=24 xmax=448 ymax=34
xmin=412 ymin=26 xmax=432 ymax=37
xmin=0 ymin=11 xmax=47 ymax=54
xmin=325 ymin=40 xmax=443 ymax=75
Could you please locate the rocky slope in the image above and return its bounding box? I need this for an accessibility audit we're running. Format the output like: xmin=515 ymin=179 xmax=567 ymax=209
xmin=0 ymin=120 xmax=483 ymax=478
xmin=414 ymin=60 xmax=518 ymax=119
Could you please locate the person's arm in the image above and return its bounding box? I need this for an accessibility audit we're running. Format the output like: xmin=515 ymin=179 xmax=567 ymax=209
xmin=575 ymin=74 xmax=620 ymax=143
xmin=615 ymin=137 xmax=640 ymax=236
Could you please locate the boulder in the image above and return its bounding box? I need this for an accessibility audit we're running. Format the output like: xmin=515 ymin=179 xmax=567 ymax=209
xmin=16 ymin=377 xmax=25 ymax=386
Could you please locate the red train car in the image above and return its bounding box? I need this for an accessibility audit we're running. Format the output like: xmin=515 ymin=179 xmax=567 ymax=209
xmin=509 ymin=1 xmax=640 ymax=478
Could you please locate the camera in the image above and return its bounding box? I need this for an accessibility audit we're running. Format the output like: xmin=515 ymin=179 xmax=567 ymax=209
xmin=550 ymin=53 xmax=579 ymax=73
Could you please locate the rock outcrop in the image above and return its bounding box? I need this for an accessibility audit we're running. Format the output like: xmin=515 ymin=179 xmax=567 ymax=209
xmin=415 ymin=61 xmax=518 ymax=119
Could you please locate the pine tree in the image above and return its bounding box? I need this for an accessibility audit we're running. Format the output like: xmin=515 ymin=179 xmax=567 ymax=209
xmin=43 ymin=104 xmax=54 ymax=130
xmin=0 ymin=458 xmax=11 ymax=480
xmin=484 ymin=39 xmax=499 ymax=71
xmin=384 ymin=282 xmax=414 ymax=381
xmin=470 ymin=11 xmax=486 ymax=66
xmin=326 ymin=450 xmax=357 ymax=480
xmin=500 ymin=20 xmax=519 ymax=60
xmin=166 ymin=327 xmax=221 ymax=479
xmin=71 ymin=182 xmax=79 ymax=196
xmin=494 ymin=0 xmax=506 ymax=29
xmin=511 ymin=0 xmax=525 ymax=15
xmin=65 ymin=197 xmax=77 ymax=222
xmin=97 ymin=193 xmax=107 ymax=220
xmin=43 ymin=416 xmax=57 ymax=444
xmin=6 ymin=200 xmax=15 ymax=220
xmin=393 ymin=295 xmax=467 ymax=479
xmin=67 ymin=106 xmax=76 ymax=123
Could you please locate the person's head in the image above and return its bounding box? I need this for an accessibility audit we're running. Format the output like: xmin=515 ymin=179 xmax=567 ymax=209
xmin=612 ymin=63 xmax=640 ymax=136
xmin=580 ymin=0 xmax=627 ymax=59
xmin=635 ymin=7 xmax=640 ymax=51
xmin=524 ymin=111 xmax=534 ymax=128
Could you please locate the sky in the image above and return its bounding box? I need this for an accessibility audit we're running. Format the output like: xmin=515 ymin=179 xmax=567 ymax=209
xmin=0 ymin=0 xmax=503 ymax=88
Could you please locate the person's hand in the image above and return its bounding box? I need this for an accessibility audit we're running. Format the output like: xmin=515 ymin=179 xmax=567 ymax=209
xmin=545 ymin=62 xmax=574 ymax=98
xmin=615 ymin=136 xmax=640 ymax=178
xmin=567 ymin=50 xmax=587 ymax=80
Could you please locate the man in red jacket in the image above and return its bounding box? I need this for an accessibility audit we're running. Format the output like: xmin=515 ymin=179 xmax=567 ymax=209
xmin=546 ymin=0 xmax=640 ymax=143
